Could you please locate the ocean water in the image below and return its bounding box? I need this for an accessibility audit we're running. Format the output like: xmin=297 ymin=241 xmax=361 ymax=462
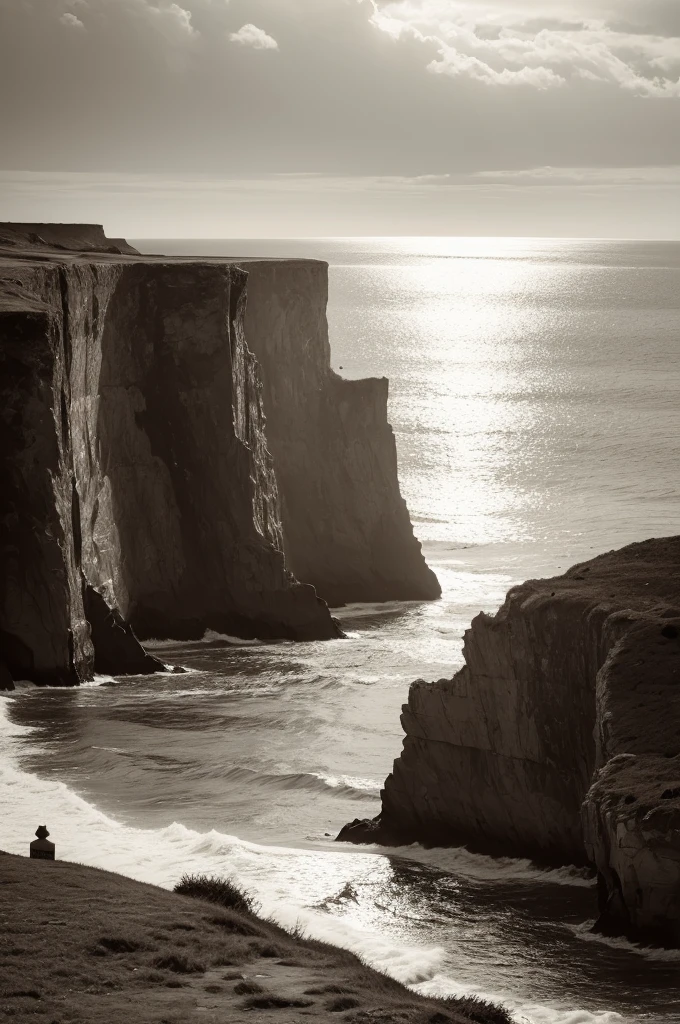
xmin=3 ymin=238 xmax=680 ymax=1023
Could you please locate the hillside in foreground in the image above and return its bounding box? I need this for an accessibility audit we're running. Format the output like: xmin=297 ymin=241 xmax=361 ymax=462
xmin=0 ymin=852 xmax=509 ymax=1024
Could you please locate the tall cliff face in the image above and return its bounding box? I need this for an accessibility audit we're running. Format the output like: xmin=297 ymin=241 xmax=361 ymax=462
xmin=1 ymin=225 xmax=437 ymax=687
xmin=339 ymin=538 xmax=680 ymax=945
xmin=240 ymin=260 xmax=440 ymax=606
xmin=1 ymin=280 xmax=94 ymax=686
xmin=1 ymin=226 xmax=349 ymax=686
xmin=582 ymin=607 xmax=680 ymax=946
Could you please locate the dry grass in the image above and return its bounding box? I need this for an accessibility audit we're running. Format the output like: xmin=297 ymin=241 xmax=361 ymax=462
xmin=0 ymin=853 xmax=512 ymax=1024
xmin=174 ymin=873 xmax=257 ymax=915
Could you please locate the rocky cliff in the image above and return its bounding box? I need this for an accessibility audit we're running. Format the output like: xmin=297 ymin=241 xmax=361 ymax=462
xmin=339 ymin=538 xmax=680 ymax=945
xmin=238 ymin=259 xmax=440 ymax=606
xmin=1 ymin=224 xmax=436 ymax=688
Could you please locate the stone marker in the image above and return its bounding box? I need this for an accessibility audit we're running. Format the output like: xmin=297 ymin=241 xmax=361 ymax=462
xmin=30 ymin=825 xmax=55 ymax=860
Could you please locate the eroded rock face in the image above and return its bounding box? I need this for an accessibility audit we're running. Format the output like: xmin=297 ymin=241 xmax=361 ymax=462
xmin=0 ymin=280 xmax=93 ymax=685
xmin=2 ymin=225 xmax=435 ymax=686
xmin=241 ymin=260 xmax=440 ymax=606
xmin=582 ymin=612 xmax=680 ymax=945
xmin=339 ymin=538 xmax=680 ymax=944
xmin=0 ymin=225 xmax=353 ymax=684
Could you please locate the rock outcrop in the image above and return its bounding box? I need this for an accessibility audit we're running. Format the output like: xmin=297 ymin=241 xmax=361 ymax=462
xmin=339 ymin=538 xmax=680 ymax=945
xmin=1 ymin=224 xmax=436 ymax=686
xmin=240 ymin=261 xmax=440 ymax=606
xmin=0 ymin=222 xmax=139 ymax=255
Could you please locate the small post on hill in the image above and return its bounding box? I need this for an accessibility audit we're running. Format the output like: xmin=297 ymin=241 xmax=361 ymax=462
xmin=30 ymin=825 xmax=55 ymax=861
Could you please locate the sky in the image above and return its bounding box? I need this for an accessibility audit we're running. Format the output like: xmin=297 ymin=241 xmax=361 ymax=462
xmin=0 ymin=0 xmax=679 ymax=236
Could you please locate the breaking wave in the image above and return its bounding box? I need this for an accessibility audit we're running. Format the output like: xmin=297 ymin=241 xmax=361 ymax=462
xmin=568 ymin=921 xmax=680 ymax=962
xmin=217 ymin=763 xmax=381 ymax=799
xmin=387 ymin=843 xmax=595 ymax=889
xmin=0 ymin=696 xmax=671 ymax=1023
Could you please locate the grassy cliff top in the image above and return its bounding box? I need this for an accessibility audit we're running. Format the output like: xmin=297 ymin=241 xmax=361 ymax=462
xmin=506 ymin=535 xmax=680 ymax=617
xmin=0 ymin=852 xmax=509 ymax=1024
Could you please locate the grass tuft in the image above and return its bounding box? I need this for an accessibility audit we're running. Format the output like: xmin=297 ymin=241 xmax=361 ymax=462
xmin=243 ymin=994 xmax=315 ymax=1009
xmin=208 ymin=913 xmax=260 ymax=936
xmin=249 ymin=939 xmax=283 ymax=958
xmin=141 ymin=970 xmax=165 ymax=983
xmin=152 ymin=953 xmax=205 ymax=974
xmin=94 ymin=936 xmax=146 ymax=954
xmin=305 ymin=984 xmax=352 ymax=995
xmin=174 ymin=873 xmax=257 ymax=914
xmin=443 ymin=995 xmax=515 ymax=1024
xmin=233 ymin=980 xmax=264 ymax=995
xmin=326 ymin=994 xmax=361 ymax=1011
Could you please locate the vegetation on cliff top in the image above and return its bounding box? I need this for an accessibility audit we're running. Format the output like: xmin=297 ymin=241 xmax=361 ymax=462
xmin=0 ymin=853 xmax=511 ymax=1024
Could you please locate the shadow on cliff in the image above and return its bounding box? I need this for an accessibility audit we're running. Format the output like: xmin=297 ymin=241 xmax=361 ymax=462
xmin=94 ymin=265 xmax=338 ymax=643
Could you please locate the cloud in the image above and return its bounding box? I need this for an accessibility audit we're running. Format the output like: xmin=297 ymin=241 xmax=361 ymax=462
xmin=229 ymin=23 xmax=278 ymax=50
xmin=149 ymin=3 xmax=197 ymax=38
xmin=166 ymin=4 xmax=196 ymax=35
xmin=60 ymin=11 xmax=85 ymax=29
xmin=427 ymin=46 xmax=565 ymax=88
xmin=369 ymin=0 xmax=680 ymax=96
xmin=1 ymin=0 xmax=679 ymax=189
xmin=472 ymin=164 xmax=680 ymax=185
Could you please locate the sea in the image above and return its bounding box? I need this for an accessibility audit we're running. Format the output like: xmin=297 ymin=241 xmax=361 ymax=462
xmin=2 ymin=238 xmax=680 ymax=1023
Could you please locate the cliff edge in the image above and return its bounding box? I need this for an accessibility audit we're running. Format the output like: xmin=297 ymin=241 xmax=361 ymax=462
xmin=339 ymin=537 xmax=680 ymax=946
xmin=1 ymin=225 xmax=437 ymax=687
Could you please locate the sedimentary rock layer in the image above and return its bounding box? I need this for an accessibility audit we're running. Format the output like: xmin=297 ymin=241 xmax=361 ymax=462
xmin=1 ymin=224 xmax=436 ymax=686
xmin=339 ymin=538 xmax=680 ymax=944
xmin=0 ymin=226 xmax=339 ymax=684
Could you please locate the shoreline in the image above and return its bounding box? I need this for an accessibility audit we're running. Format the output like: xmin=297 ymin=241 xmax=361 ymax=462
xmin=0 ymin=852 xmax=510 ymax=1024
xmin=3 ymin=685 xmax=680 ymax=1023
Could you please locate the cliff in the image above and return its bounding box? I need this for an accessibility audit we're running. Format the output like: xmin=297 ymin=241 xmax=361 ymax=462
xmin=0 ymin=222 xmax=138 ymax=256
xmin=0 ymin=224 xmax=436 ymax=687
xmin=339 ymin=538 xmax=680 ymax=945
xmin=0 ymin=222 xmax=139 ymax=255
xmin=240 ymin=261 xmax=440 ymax=605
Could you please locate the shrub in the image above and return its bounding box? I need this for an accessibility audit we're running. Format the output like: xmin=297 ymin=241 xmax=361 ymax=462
xmin=174 ymin=874 xmax=256 ymax=914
